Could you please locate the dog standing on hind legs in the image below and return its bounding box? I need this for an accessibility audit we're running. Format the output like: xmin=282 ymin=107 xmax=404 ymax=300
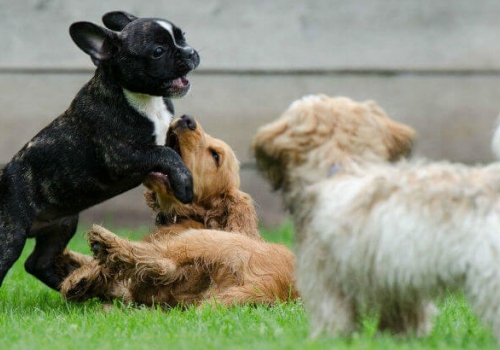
xmin=0 ymin=11 xmax=200 ymax=290
xmin=253 ymin=94 xmax=500 ymax=341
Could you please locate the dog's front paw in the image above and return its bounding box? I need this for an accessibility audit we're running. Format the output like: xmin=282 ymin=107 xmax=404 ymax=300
xmin=87 ymin=225 xmax=120 ymax=264
xmin=87 ymin=225 xmax=139 ymax=272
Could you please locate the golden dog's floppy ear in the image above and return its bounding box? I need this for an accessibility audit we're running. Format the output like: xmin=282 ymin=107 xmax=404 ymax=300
xmin=225 ymin=190 xmax=261 ymax=240
xmin=206 ymin=190 xmax=261 ymax=240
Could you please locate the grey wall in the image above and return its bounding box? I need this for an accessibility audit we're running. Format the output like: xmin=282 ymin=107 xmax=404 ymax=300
xmin=1 ymin=0 xmax=500 ymax=228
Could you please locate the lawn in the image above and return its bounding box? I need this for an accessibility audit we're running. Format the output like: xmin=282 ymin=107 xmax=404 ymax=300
xmin=0 ymin=222 xmax=496 ymax=350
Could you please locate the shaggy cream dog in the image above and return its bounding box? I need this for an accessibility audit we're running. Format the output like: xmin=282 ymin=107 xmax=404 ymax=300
xmin=252 ymin=94 xmax=500 ymax=340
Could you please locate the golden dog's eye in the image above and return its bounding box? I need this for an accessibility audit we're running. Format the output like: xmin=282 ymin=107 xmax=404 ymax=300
xmin=210 ymin=149 xmax=220 ymax=166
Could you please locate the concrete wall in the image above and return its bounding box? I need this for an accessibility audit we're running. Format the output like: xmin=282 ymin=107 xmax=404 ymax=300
xmin=1 ymin=0 xmax=500 ymax=228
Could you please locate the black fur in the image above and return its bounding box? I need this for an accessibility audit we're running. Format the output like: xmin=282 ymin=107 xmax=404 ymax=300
xmin=0 ymin=11 xmax=200 ymax=290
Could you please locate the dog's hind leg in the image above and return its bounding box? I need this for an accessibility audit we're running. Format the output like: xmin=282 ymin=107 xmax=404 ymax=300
xmin=88 ymin=225 xmax=177 ymax=282
xmin=25 ymin=215 xmax=79 ymax=290
xmin=60 ymin=259 xmax=129 ymax=302
xmin=377 ymin=300 xmax=437 ymax=336
xmin=464 ymin=251 xmax=500 ymax=343
xmin=306 ymin=288 xmax=360 ymax=338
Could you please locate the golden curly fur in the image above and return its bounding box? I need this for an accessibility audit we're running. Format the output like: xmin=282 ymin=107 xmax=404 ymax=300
xmin=60 ymin=116 xmax=297 ymax=307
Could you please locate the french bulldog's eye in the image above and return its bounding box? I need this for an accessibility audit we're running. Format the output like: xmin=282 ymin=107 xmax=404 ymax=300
xmin=152 ymin=47 xmax=165 ymax=58
xmin=210 ymin=149 xmax=220 ymax=166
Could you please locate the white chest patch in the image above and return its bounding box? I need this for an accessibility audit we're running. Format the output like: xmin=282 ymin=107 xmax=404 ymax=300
xmin=123 ymin=89 xmax=173 ymax=145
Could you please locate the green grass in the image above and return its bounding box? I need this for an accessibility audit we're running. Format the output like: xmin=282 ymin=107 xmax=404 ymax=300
xmin=0 ymin=222 xmax=497 ymax=349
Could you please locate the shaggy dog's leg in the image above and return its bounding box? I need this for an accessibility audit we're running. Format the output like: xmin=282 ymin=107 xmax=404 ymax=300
xmin=464 ymin=261 xmax=500 ymax=342
xmin=307 ymin=288 xmax=359 ymax=338
xmin=377 ymin=300 xmax=437 ymax=336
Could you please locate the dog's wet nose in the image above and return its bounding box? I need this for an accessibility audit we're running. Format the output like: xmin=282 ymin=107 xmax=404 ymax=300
xmin=180 ymin=114 xmax=196 ymax=131
xmin=180 ymin=46 xmax=196 ymax=58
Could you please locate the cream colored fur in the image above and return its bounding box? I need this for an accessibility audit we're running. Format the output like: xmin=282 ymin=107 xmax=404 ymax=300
xmin=252 ymin=94 xmax=500 ymax=340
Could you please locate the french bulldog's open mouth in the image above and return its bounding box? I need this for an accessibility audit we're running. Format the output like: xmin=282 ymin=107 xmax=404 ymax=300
xmin=165 ymin=76 xmax=190 ymax=98
xmin=172 ymin=76 xmax=189 ymax=89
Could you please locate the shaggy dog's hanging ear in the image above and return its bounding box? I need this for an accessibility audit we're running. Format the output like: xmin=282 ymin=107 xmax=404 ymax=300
xmin=252 ymin=118 xmax=289 ymax=191
xmin=363 ymin=100 xmax=416 ymax=161
xmin=385 ymin=119 xmax=416 ymax=161
xmin=253 ymin=146 xmax=286 ymax=191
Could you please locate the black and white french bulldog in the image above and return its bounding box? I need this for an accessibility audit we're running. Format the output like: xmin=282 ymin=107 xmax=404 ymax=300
xmin=0 ymin=11 xmax=200 ymax=290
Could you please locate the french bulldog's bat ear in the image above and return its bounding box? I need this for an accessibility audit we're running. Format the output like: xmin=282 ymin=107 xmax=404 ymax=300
xmin=102 ymin=11 xmax=138 ymax=31
xmin=70 ymin=22 xmax=118 ymax=66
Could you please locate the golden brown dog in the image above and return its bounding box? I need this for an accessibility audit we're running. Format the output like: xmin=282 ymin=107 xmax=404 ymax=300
xmin=61 ymin=115 xmax=297 ymax=307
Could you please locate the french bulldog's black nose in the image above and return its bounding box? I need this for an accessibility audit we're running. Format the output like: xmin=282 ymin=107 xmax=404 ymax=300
xmin=181 ymin=47 xmax=196 ymax=58
xmin=179 ymin=114 xmax=196 ymax=131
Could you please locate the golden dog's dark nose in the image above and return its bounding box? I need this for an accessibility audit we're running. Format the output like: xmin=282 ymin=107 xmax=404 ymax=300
xmin=179 ymin=114 xmax=196 ymax=131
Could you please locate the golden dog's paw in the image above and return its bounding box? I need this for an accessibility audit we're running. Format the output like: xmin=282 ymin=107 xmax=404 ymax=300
xmin=87 ymin=224 xmax=141 ymax=272
xmin=60 ymin=275 xmax=92 ymax=302
xmin=87 ymin=225 xmax=120 ymax=264
xmin=60 ymin=261 xmax=113 ymax=302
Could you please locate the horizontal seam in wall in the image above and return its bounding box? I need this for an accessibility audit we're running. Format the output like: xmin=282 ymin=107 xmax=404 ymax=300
xmin=0 ymin=162 xmax=259 ymax=170
xmin=3 ymin=68 xmax=500 ymax=77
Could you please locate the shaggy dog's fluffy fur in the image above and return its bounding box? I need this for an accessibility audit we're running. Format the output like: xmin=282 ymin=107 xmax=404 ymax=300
xmin=61 ymin=116 xmax=297 ymax=307
xmin=252 ymin=94 xmax=500 ymax=340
